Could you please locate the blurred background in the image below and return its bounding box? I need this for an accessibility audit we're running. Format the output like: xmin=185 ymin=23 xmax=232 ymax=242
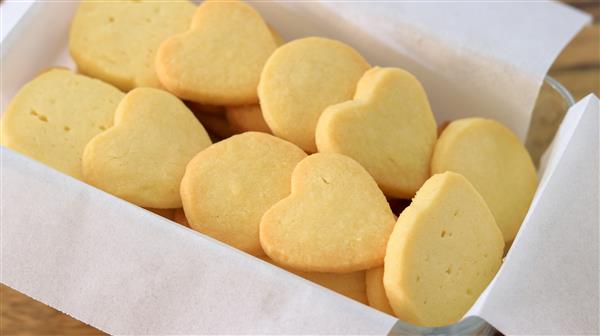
xmin=0 ymin=1 xmax=598 ymax=335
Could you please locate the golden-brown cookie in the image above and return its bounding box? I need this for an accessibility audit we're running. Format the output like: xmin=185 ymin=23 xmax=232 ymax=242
xmin=384 ymin=172 xmax=504 ymax=327
xmin=173 ymin=208 xmax=189 ymax=227
xmin=365 ymin=267 xmax=395 ymax=315
xmin=431 ymin=118 xmax=538 ymax=243
xmin=1 ymin=69 xmax=123 ymax=179
xmin=260 ymin=153 xmax=396 ymax=273
xmin=156 ymin=0 xmax=276 ymax=105
xmin=316 ymin=67 xmax=437 ymax=198
xmin=83 ymin=88 xmax=211 ymax=208
xmin=258 ymin=37 xmax=370 ymax=152
xmin=225 ymin=105 xmax=271 ymax=134
xmin=181 ymin=132 xmax=306 ymax=256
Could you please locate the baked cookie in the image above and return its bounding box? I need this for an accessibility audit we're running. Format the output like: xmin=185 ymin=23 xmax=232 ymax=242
xmin=82 ymin=88 xmax=211 ymax=208
xmin=187 ymin=102 xmax=225 ymax=115
xmin=260 ymin=153 xmax=396 ymax=273
xmin=261 ymin=256 xmax=367 ymax=304
xmin=194 ymin=113 xmax=239 ymax=140
xmin=365 ymin=267 xmax=394 ymax=315
xmin=146 ymin=208 xmax=175 ymax=221
xmin=384 ymin=172 xmax=504 ymax=327
xmin=431 ymin=118 xmax=538 ymax=243
xmin=69 ymin=0 xmax=195 ymax=91
xmin=1 ymin=69 xmax=123 ymax=179
xmin=173 ymin=208 xmax=189 ymax=227
xmin=316 ymin=67 xmax=437 ymax=198
xmin=258 ymin=37 xmax=370 ymax=152
xmin=225 ymin=105 xmax=271 ymax=134
xmin=156 ymin=0 xmax=276 ymax=105
xmin=180 ymin=132 xmax=306 ymax=256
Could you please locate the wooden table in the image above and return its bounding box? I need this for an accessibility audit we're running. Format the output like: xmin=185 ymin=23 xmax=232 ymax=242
xmin=1 ymin=2 xmax=598 ymax=335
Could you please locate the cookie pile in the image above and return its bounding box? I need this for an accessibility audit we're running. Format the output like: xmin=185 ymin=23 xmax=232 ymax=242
xmin=0 ymin=0 xmax=538 ymax=327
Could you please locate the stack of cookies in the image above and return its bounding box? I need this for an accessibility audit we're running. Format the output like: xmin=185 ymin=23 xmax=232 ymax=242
xmin=0 ymin=0 xmax=538 ymax=327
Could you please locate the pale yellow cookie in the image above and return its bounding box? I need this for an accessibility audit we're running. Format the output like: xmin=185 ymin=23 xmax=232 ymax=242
xmin=260 ymin=153 xmax=396 ymax=273
xmin=1 ymin=69 xmax=123 ymax=179
xmin=156 ymin=0 xmax=276 ymax=105
xmin=173 ymin=208 xmax=189 ymax=227
xmin=83 ymin=88 xmax=211 ymax=208
xmin=181 ymin=132 xmax=306 ymax=256
xmin=316 ymin=67 xmax=437 ymax=198
xmin=258 ymin=37 xmax=370 ymax=152
xmin=365 ymin=267 xmax=395 ymax=315
xmin=384 ymin=172 xmax=504 ymax=327
xmin=431 ymin=118 xmax=538 ymax=243
xmin=69 ymin=0 xmax=195 ymax=91
xmin=261 ymin=256 xmax=367 ymax=304
xmin=225 ymin=105 xmax=271 ymax=134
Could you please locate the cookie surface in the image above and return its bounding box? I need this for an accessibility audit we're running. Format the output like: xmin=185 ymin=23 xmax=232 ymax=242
xmin=1 ymin=69 xmax=123 ymax=179
xmin=225 ymin=105 xmax=271 ymax=134
xmin=384 ymin=172 xmax=504 ymax=327
xmin=365 ymin=267 xmax=394 ymax=315
xmin=146 ymin=208 xmax=176 ymax=221
xmin=316 ymin=67 xmax=437 ymax=198
xmin=260 ymin=153 xmax=396 ymax=273
xmin=156 ymin=0 xmax=276 ymax=105
xmin=431 ymin=118 xmax=537 ymax=243
xmin=173 ymin=208 xmax=189 ymax=227
xmin=181 ymin=132 xmax=306 ymax=256
xmin=82 ymin=88 xmax=211 ymax=208
xmin=259 ymin=37 xmax=370 ymax=152
xmin=261 ymin=256 xmax=367 ymax=304
xmin=69 ymin=0 xmax=195 ymax=91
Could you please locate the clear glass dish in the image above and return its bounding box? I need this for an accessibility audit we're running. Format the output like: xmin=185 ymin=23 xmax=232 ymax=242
xmin=388 ymin=76 xmax=574 ymax=336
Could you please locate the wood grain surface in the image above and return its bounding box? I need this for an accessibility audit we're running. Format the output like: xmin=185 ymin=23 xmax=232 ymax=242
xmin=1 ymin=2 xmax=598 ymax=335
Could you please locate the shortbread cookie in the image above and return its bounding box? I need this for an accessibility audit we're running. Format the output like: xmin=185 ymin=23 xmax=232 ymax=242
xmin=83 ymin=88 xmax=211 ymax=208
xmin=261 ymin=256 xmax=367 ymax=304
xmin=181 ymin=132 xmax=306 ymax=255
xmin=384 ymin=172 xmax=504 ymax=327
xmin=156 ymin=0 xmax=276 ymax=105
xmin=365 ymin=267 xmax=394 ymax=315
xmin=259 ymin=37 xmax=370 ymax=152
xmin=194 ymin=113 xmax=239 ymax=139
xmin=1 ymin=69 xmax=123 ymax=179
xmin=225 ymin=105 xmax=271 ymax=134
xmin=69 ymin=0 xmax=195 ymax=91
xmin=146 ymin=208 xmax=175 ymax=221
xmin=431 ymin=118 xmax=537 ymax=243
xmin=260 ymin=153 xmax=396 ymax=273
xmin=187 ymin=102 xmax=225 ymax=115
xmin=316 ymin=67 xmax=437 ymax=198
xmin=173 ymin=208 xmax=189 ymax=227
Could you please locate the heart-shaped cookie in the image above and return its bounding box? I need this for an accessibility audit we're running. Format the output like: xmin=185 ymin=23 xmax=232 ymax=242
xmin=384 ymin=172 xmax=504 ymax=327
xmin=180 ymin=132 xmax=306 ymax=256
xmin=1 ymin=69 xmax=123 ymax=180
xmin=316 ymin=67 xmax=437 ymax=199
xmin=260 ymin=153 xmax=396 ymax=273
xmin=258 ymin=37 xmax=370 ymax=153
xmin=431 ymin=118 xmax=537 ymax=243
xmin=70 ymin=0 xmax=195 ymax=91
xmin=156 ymin=0 xmax=276 ymax=105
xmin=82 ymin=88 xmax=211 ymax=209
